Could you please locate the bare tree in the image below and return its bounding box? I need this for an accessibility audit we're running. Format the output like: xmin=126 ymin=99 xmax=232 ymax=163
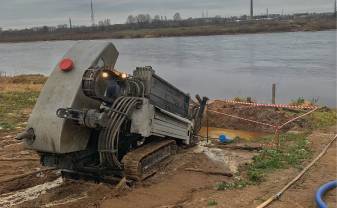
xmin=173 ymin=12 xmax=182 ymax=21
xmin=136 ymin=14 xmax=147 ymax=24
xmin=104 ymin=18 xmax=111 ymax=26
xmin=153 ymin=15 xmax=161 ymax=22
xmin=98 ymin=19 xmax=111 ymax=27
xmin=126 ymin=15 xmax=136 ymax=24
xmin=136 ymin=14 xmax=151 ymax=24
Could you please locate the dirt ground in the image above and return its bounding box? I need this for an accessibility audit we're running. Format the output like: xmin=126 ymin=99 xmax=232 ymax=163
xmin=181 ymin=129 xmax=337 ymax=208
xmin=0 ymin=127 xmax=335 ymax=208
xmin=205 ymin=100 xmax=317 ymax=133
xmin=0 ymin=78 xmax=336 ymax=208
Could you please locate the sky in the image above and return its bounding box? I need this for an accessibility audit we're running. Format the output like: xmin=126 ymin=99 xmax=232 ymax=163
xmin=0 ymin=0 xmax=334 ymax=29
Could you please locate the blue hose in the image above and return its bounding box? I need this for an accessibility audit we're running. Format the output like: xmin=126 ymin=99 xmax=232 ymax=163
xmin=315 ymin=180 xmax=337 ymax=208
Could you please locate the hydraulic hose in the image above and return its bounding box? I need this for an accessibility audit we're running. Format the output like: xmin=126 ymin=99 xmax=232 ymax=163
xmin=315 ymin=180 xmax=337 ymax=208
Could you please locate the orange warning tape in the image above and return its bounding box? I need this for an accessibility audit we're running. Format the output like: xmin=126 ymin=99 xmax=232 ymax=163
xmin=278 ymin=106 xmax=319 ymax=129
xmin=207 ymin=109 xmax=277 ymax=128
xmin=207 ymin=105 xmax=319 ymax=147
xmin=215 ymin=99 xmax=317 ymax=110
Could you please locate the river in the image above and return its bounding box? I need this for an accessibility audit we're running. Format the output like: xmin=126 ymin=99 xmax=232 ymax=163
xmin=0 ymin=30 xmax=335 ymax=106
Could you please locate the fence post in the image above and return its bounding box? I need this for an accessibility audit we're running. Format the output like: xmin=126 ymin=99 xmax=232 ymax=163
xmin=272 ymin=83 xmax=276 ymax=104
xmin=206 ymin=104 xmax=209 ymax=144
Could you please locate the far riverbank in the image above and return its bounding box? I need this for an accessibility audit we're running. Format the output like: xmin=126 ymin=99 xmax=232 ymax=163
xmin=0 ymin=18 xmax=335 ymax=43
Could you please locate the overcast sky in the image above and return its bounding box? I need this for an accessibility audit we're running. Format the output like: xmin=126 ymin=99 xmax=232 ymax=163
xmin=0 ymin=0 xmax=334 ymax=29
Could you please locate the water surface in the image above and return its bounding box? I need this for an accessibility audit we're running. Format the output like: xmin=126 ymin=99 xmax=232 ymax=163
xmin=199 ymin=127 xmax=267 ymax=140
xmin=0 ymin=30 xmax=335 ymax=106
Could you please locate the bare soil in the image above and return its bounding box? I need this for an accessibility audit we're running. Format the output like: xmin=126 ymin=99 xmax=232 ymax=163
xmin=0 ymin=131 xmax=59 ymax=196
xmin=0 ymin=82 xmax=335 ymax=208
xmin=205 ymin=100 xmax=314 ymax=133
xmin=181 ymin=130 xmax=337 ymax=208
xmin=0 ymin=128 xmax=335 ymax=208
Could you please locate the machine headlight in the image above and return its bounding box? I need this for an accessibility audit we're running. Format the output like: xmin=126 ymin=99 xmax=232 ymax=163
xmin=121 ymin=73 xmax=128 ymax=79
xmin=101 ymin=72 xmax=110 ymax=79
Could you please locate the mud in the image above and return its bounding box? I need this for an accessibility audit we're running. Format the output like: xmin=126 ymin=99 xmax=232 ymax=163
xmin=0 ymin=130 xmax=252 ymax=208
xmin=0 ymin=132 xmax=60 ymax=197
xmin=0 ymin=177 xmax=63 ymax=208
xmin=194 ymin=144 xmax=257 ymax=173
xmin=0 ymin=115 xmax=335 ymax=208
xmin=181 ymin=130 xmax=337 ymax=208
xmin=0 ymin=128 xmax=336 ymax=207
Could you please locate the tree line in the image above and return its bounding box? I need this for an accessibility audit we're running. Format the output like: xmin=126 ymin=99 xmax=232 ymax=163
xmin=0 ymin=12 xmax=334 ymax=40
xmin=126 ymin=13 xmax=182 ymax=24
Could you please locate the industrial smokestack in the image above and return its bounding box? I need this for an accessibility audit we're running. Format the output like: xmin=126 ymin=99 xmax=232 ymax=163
xmin=69 ymin=17 xmax=72 ymax=29
xmin=250 ymin=0 xmax=253 ymax=18
xmin=91 ymin=0 xmax=95 ymax=26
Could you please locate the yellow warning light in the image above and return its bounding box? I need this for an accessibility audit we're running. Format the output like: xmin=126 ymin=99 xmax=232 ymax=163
xmin=121 ymin=73 xmax=128 ymax=79
xmin=102 ymin=72 xmax=109 ymax=78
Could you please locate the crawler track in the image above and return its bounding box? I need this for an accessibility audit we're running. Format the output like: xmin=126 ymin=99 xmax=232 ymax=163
xmin=122 ymin=139 xmax=177 ymax=181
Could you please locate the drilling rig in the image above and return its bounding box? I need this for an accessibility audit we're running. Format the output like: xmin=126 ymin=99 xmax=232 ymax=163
xmin=17 ymin=41 xmax=207 ymax=181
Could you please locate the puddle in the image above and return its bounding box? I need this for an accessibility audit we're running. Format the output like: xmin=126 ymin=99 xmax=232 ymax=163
xmin=0 ymin=177 xmax=63 ymax=208
xmin=199 ymin=127 xmax=266 ymax=140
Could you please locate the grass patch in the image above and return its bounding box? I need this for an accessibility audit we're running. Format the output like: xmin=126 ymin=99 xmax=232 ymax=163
xmin=215 ymin=179 xmax=248 ymax=191
xmin=291 ymin=97 xmax=306 ymax=105
xmin=0 ymin=122 xmax=15 ymax=130
xmin=309 ymin=110 xmax=337 ymax=129
xmin=207 ymin=199 xmax=218 ymax=206
xmin=247 ymin=133 xmax=311 ymax=183
xmin=233 ymin=96 xmax=254 ymax=103
xmin=0 ymin=91 xmax=39 ymax=130
xmin=215 ymin=133 xmax=312 ymax=190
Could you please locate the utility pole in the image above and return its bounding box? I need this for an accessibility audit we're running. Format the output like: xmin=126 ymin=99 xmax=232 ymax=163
xmin=91 ymin=0 xmax=95 ymax=26
xmin=335 ymin=0 xmax=336 ymax=17
xmin=69 ymin=17 xmax=72 ymax=29
xmin=250 ymin=0 xmax=254 ymax=19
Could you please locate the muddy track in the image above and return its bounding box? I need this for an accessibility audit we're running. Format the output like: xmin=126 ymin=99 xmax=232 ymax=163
xmin=0 ymin=129 xmax=336 ymax=207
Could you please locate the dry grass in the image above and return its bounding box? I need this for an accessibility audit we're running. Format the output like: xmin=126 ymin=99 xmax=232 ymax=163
xmin=0 ymin=83 xmax=43 ymax=92
xmin=0 ymin=74 xmax=46 ymax=92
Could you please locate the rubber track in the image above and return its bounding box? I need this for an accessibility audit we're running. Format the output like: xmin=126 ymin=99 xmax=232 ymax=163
xmin=122 ymin=140 xmax=177 ymax=181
